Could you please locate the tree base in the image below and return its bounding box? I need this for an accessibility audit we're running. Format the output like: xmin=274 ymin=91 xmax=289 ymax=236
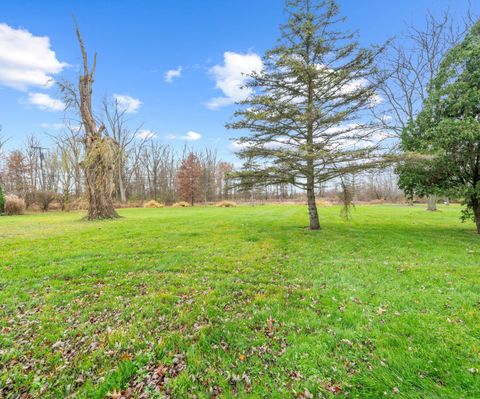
xmin=83 ymin=213 xmax=121 ymax=221
xmin=304 ymin=225 xmax=321 ymax=231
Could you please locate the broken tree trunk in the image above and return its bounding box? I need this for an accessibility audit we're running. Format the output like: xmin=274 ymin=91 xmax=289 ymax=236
xmin=74 ymin=19 xmax=119 ymax=220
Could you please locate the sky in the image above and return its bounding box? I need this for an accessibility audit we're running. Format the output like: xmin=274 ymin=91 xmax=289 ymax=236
xmin=0 ymin=0 xmax=477 ymax=163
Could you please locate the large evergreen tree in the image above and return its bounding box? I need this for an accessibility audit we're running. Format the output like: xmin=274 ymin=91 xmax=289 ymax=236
xmin=398 ymin=21 xmax=480 ymax=233
xmin=227 ymin=0 xmax=386 ymax=230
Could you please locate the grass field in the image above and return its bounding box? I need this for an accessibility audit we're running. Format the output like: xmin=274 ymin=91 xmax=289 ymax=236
xmin=0 ymin=205 xmax=479 ymax=398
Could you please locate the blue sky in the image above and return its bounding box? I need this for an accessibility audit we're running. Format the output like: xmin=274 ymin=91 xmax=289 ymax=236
xmin=0 ymin=0 xmax=477 ymax=162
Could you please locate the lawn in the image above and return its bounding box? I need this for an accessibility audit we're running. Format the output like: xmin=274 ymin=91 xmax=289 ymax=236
xmin=0 ymin=204 xmax=479 ymax=398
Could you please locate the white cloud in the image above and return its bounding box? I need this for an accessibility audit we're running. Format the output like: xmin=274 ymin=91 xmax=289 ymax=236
xmin=164 ymin=66 xmax=182 ymax=83
xmin=370 ymin=93 xmax=384 ymax=107
xmin=113 ymin=94 xmax=142 ymax=113
xmin=339 ymin=76 xmax=383 ymax=107
xmin=229 ymin=140 xmax=251 ymax=152
xmin=40 ymin=122 xmax=64 ymax=129
xmin=26 ymin=92 xmax=64 ymax=111
xmin=0 ymin=23 xmax=67 ymax=90
xmin=229 ymin=138 xmax=292 ymax=153
xmin=136 ymin=129 xmax=157 ymax=140
xmin=181 ymin=131 xmax=201 ymax=141
xmin=206 ymin=51 xmax=263 ymax=110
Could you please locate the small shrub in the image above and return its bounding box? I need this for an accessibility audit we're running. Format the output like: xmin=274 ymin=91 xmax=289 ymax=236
xmin=0 ymin=185 xmax=4 ymax=214
xmin=172 ymin=201 xmax=191 ymax=208
xmin=144 ymin=200 xmax=165 ymax=208
xmin=216 ymin=200 xmax=237 ymax=207
xmin=5 ymin=195 xmax=26 ymax=215
xmin=34 ymin=191 xmax=57 ymax=211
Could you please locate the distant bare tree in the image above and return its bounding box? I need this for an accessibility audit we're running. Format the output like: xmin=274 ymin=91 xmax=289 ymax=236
xmin=0 ymin=126 xmax=8 ymax=156
xmin=141 ymin=138 xmax=164 ymax=201
xmin=56 ymin=143 xmax=74 ymax=210
xmin=376 ymin=10 xmax=475 ymax=210
xmin=217 ymin=161 xmax=234 ymax=200
xmin=199 ymin=148 xmax=218 ymax=203
xmin=60 ymin=124 xmax=84 ymax=197
xmin=103 ymin=98 xmax=144 ymax=203
xmin=24 ymin=135 xmax=43 ymax=193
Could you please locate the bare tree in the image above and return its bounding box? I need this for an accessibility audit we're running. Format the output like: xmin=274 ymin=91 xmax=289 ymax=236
xmin=376 ymin=10 xmax=475 ymax=210
xmin=199 ymin=148 xmax=218 ymax=203
xmin=0 ymin=126 xmax=8 ymax=156
xmin=24 ymin=135 xmax=44 ymax=193
xmin=61 ymin=124 xmax=84 ymax=197
xmin=217 ymin=161 xmax=234 ymax=200
xmin=61 ymin=19 xmax=118 ymax=219
xmin=103 ymin=98 xmax=145 ymax=203
xmin=58 ymin=145 xmax=73 ymax=210
xmin=142 ymin=138 xmax=164 ymax=201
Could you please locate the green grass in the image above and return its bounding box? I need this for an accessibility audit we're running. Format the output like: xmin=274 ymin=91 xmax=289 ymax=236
xmin=0 ymin=205 xmax=479 ymax=398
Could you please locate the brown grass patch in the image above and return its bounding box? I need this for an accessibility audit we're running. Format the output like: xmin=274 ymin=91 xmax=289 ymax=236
xmin=216 ymin=200 xmax=237 ymax=207
xmin=172 ymin=201 xmax=191 ymax=208
xmin=143 ymin=200 xmax=165 ymax=208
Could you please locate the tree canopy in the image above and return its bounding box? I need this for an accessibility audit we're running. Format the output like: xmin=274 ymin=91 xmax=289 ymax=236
xmin=398 ymin=21 xmax=480 ymax=232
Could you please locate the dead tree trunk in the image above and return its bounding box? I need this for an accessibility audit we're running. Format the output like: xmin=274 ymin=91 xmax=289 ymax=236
xmin=74 ymin=20 xmax=118 ymax=220
xmin=426 ymin=195 xmax=437 ymax=211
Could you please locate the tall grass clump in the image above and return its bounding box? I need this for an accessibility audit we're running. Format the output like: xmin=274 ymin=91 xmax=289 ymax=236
xmin=5 ymin=195 xmax=26 ymax=215
xmin=216 ymin=200 xmax=237 ymax=207
xmin=143 ymin=200 xmax=165 ymax=208
xmin=172 ymin=201 xmax=191 ymax=208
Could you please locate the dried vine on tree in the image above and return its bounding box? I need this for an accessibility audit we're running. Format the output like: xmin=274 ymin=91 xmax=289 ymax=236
xmin=71 ymin=19 xmax=119 ymax=220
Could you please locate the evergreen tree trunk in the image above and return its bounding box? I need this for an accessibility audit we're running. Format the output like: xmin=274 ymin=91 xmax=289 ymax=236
xmin=427 ymin=195 xmax=437 ymax=211
xmin=307 ymin=180 xmax=320 ymax=230
xmin=305 ymin=14 xmax=320 ymax=231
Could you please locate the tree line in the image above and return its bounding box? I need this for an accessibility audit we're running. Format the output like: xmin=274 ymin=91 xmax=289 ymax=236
xmin=0 ymin=129 xmax=236 ymax=208
xmin=0 ymin=127 xmax=403 ymax=209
